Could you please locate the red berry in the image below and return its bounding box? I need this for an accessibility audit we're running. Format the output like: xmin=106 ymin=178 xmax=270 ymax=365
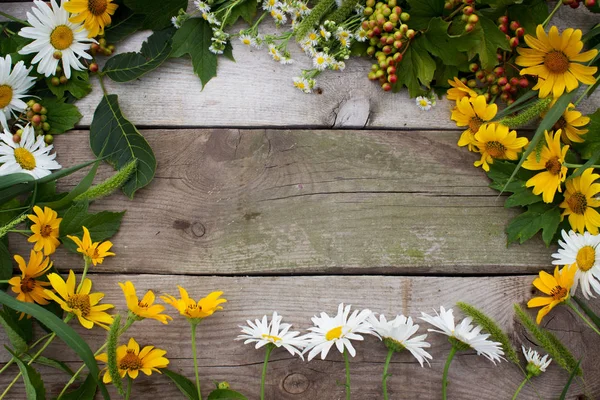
xmin=59 ymin=76 xmax=68 ymax=84
xmin=467 ymin=79 xmax=477 ymax=88
xmin=383 ymin=21 xmax=394 ymax=32
xmin=393 ymin=52 xmax=403 ymax=63
xmin=465 ymin=23 xmax=475 ymax=33
xmin=500 ymin=92 xmax=510 ymax=101
xmin=382 ymin=82 xmax=392 ymax=91
xmin=490 ymin=85 xmax=500 ymax=94
xmin=388 ymin=74 xmax=397 ymax=83
xmin=468 ymin=14 xmax=479 ymax=24
xmin=486 ymin=74 xmax=495 ymax=83
xmin=31 ymin=114 xmax=42 ymax=125
xmin=510 ymin=77 xmax=519 ymax=86
xmin=469 ymin=63 xmax=479 ymax=72
xmin=463 ymin=6 xmax=474 ymax=15
xmin=509 ymin=21 xmax=520 ymax=31
xmin=31 ymin=103 xmax=42 ymax=113
xmin=498 ymin=24 xmax=508 ymax=34
xmin=519 ymin=78 xmax=529 ymax=88
xmin=496 ymin=53 xmax=503 ymax=61
xmin=89 ymin=63 xmax=99 ymax=73
xmin=494 ymin=66 xmax=505 ymax=76
xmin=387 ymin=66 xmax=396 ymax=75
xmin=509 ymin=37 xmax=519 ymax=47
xmin=497 ymin=16 xmax=509 ymax=25
xmin=13 ymin=134 xmax=21 ymax=144
xmin=497 ymin=77 xmax=508 ymax=86
xmin=502 ymin=83 xmax=512 ymax=92
xmin=585 ymin=0 xmax=596 ymax=6
xmin=476 ymin=70 xmax=486 ymax=80
xmin=515 ymin=27 xmax=525 ymax=37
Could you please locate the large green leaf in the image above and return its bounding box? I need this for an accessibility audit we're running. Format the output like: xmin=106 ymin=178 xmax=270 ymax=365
xmin=0 ymin=240 xmax=11 ymax=289
xmin=58 ymin=202 xmax=124 ymax=252
xmin=89 ymin=94 xmax=156 ymax=198
xmin=406 ymin=0 xmax=445 ymax=30
xmin=0 ymin=308 xmax=28 ymax=353
xmin=223 ymin=0 xmax=258 ymax=26
xmin=0 ymin=305 xmax=33 ymax=343
xmin=103 ymin=29 xmax=175 ymax=82
xmin=420 ymin=18 xmax=473 ymax=67
xmin=40 ymin=162 xmax=100 ymax=210
xmin=507 ymin=0 xmax=548 ymax=34
xmin=45 ymin=70 xmax=92 ymax=100
xmin=207 ymin=389 xmax=248 ymax=400
xmin=41 ymin=97 xmax=83 ymax=135
xmin=0 ymin=292 xmax=110 ymax=399
xmin=124 ymin=0 xmax=188 ymax=30
xmin=104 ymin=7 xmax=146 ymax=43
xmin=59 ymin=373 xmax=97 ymax=400
xmin=469 ymin=15 xmax=511 ymax=69
xmin=393 ymin=38 xmax=436 ymax=97
xmin=5 ymin=347 xmax=46 ymax=400
xmin=171 ymin=18 xmax=219 ymax=88
xmin=506 ymin=202 xmax=561 ymax=245
xmin=22 ymin=355 xmax=75 ymax=376
xmin=163 ymin=369 xmax=199 ymax=400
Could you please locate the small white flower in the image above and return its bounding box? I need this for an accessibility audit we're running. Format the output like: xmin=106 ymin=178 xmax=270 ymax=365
xmin=354 ymin=3 xmax=365 ymax=14
xmin=319 ymin=25 xmax=331 ymax=40
xmin=0 ymin=124 xmax=61 ymax=178
xmin=416 ymin=96 xmax=432 ymax=111
xmin=262 ymin=0 xmax=281 ymax=11
xmin=239 ymin=34 xmax=255 ymax=47
xmin=420 ymin=307 xmax=504 ymax=364
xmin=312 ymin=52 xmax=329 ymax=70
xmin=303 ymin=303 xmax=372 ymax=361
xmin=280 ymin=57 xmax=294 ymax=65
xmin=268 ymin=44 xmax=282 ymax=62
xmin=293 ymin=76 xmax=313 ymax=93
xmin=194 ymin=0 xmax=211 ymax=13
xmin=0 ymin=55 xmax=35 ymax=131
xmin=551 ymin=230 xmax=600 ymax=299
xmin=270 ymin=8 xmax=287 ymax=24
xmin=335 ymin=27 xmax=352 ymax=40
xmin=368 ymin=314 xmax=432 ymax=367
xmin=18 ymin=0 xmax=96 ymax=79
xmin=304 ymin=30 xmax=319 ymax=45
xmin=355 ymin=28 xmax=368 ymax=42
xmin=297 ymin=2 xmax=311 ymax=15
xmin=237 ymin=312 xmax=308 ymax=358
xmin=522 ymin=346 xmax=551 ymax=376
xmin=171 ymin=16 xmax=181 ymax=29
xmin=330 ymin=61 xmax=345 ymax=71
xmin=208 ymin=44 xmax=224 ymax=55
xmin=202 ymin=12 xmax=220 ymax=25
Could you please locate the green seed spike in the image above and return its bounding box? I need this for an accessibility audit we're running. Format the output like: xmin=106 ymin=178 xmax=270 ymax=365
xmin=457 ymin=302 xmax=519 ymax=364
xmin=295 ymin=0 xmax=336 ymax=42
xmin=0 ymin=213 xmax=28 ymax=240
xmin=329 ymin=0 xmax=359 ymax=24
xmin=499 ymin=97 xmax=553 ymax=129
xmin=107 ymin=314 xmax=125 ymax=395
xmin=73 ymin=159 xmax=138 ymax=202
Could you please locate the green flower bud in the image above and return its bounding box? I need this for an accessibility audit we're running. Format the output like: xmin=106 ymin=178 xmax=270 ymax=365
xmin=0 ymin=213 xmax=28 ymax=239
xmin=217 ymin=382 xmax=230 ymax=389
xmin=498 ymin=97 xmax=552 ymax=128
xmin=74 ymin=159 xmax=138 ymax=202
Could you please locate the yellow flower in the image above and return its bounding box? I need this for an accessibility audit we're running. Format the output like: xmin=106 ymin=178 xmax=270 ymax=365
xmin=67 ymin=226 xmax=115 ymax=266
xmin=473 ymin=123 xmax=529 ymax=172
xmin=27 ymin=206 xmax=62 ymax=256
xmin=96 ymin=337 xmax=169 ymax=383
xmin=453 ymin=95 xmax=498 ymax=152
xmin=527 ymin=265 xmax=576 ymax=324
xmin=64 ymin=0 xmax=118 ymax=38
xmin=516 ymin=25 xmax=598 ymax=98
xmin=552 ymin=103 xmax=590 ymax=144
xmin=44 ymin=270 xmax=114 ymax=329
xmin=446 ymin=77 xmax=478 ymax=102
xmin=119 ymin=281 xmax=172 ymax=324
xmin=8 ymin=250 xmax=53 ymax=308
xmin=161 ymin=286 xmax=226 ymax=321
xmin=559 ymin=168 xmax=600 ymax=234
xmin=522 ymin=130 xmax=568 ymax=203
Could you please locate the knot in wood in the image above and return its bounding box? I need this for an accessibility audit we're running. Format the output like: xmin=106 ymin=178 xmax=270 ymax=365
xmin=282 ymin=373 xmax=310 ymax=394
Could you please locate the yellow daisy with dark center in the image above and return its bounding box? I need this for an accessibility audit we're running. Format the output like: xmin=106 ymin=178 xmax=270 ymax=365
xmin=527 ymin=265 xmax=576 ymax=324
xmin=453 ymin=95 xmax=498 ymax=152
xmin=27 ymin=206 xmax=62 ymax=256
xmin=8 ymin=250 xmax=53 ymax=313
xmin=516 ymin=25 xmax=598 ymax=98
xmin=67 ymin=226 xmax=115 ymax=265
xmin=552 ymin=103 xmax=590 ymax=145
xmin=161 ymin=286 xmax=226 ymax=321
xmin=559 ymin=168 xmax=600 ymax=234
xmin=64 ymin=0 xmax=119 ymax=38
xmin=119 ymin=281 xmax=172 ymax=324
xmin=472 ymin=123 xmax=529 ymax=172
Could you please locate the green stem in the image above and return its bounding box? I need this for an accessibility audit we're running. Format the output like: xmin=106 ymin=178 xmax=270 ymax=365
xmin=382 ymin=348 xmax=394 ymax=400
xmin=566 ymin=300 xmax=600 ymax=336
xmin=511 ymin=377 xmax=529 ymax=400
xmin=76 ymin=257 xmax=91 ymax=293
xmin=442 ymin=346 xmax=458 ymax=400
xmin=0 ymin=11 xmax=29 ymax=26
xmin=542 ymin=1 xmax=561 ymax=27
xmin=0 ymin=332 xmax=54 ymax=375
xmin=574 ymin=76 xmax=600 ymax=106
xmin=191 ymin=322 xmax=202 ymax=400
xmin=7 ymin=229 xmax=30 ymax=233
xmin=125 ymin=376 xmax=132 ymax=400
xmin=343 ymin=349 xmax=351 ymax=400
xmin=564 ymin=163 xmax=600 ymax=169
xmin=260 ymin=345 xmax=274 ymax=400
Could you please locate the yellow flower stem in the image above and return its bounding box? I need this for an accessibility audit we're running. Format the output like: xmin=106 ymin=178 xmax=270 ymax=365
xmin=442 ymin=345 xmax=458 ymax=400
xmin=566 ymin=300 xmax=600 ymax=336
xmin=125 ymin=376 xmax=133 ymax=400
xmin=343 ymin=349 xmax=351 ymax=400
xmin=382 ymin=348 xmax=394 ymax=400
xmin=191 ymin=321 xmax=203 ymax=400
xmin=511 ymin=377 xmax=529 ymax=400
xmin=260 ymin=344 xmax=275 ymax=400
xmin=574 ymin=76 xmax=600 ymax=106
xmin=542 ymin=1 xmax=561 ymax=28
xmin=76 ymin=257 xmax=91 ymax=293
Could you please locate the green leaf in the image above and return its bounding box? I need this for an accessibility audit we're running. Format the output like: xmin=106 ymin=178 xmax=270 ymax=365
xmin=0 ymin=310 xmax=28 ymax=354
xmin=40 ymin=162 xmax=100 ymax=210
xmin=224 ymin=0 xmax=258 ymax=26
xmin=572 ymin=296 xmax=600 ymax=331
xmin=506 ymin=202 xmax=561 ymax=245
xmin=103 ymin=28 xmax=175 ymax=82
xmin=469 ymin=15 xmax=511 ymax=69
xmin=104 ymin=7 xmax=146 ymax=43
xmin=23 ymin=355 xmax=75 ymax=376
xmin=124 ymin=0 xmax=188 ymax=30
xmin=207 ymin=389 xmax=248 ymax=400
xmin=40 ymin=98 xmax=82 ymax=135
xmin=162 ymin=369 xmax=199 ymax=400
xmin=0 ymin=240 xmax=12 ymax=289
xmin=0 ymin=305 xmax=33 ymax=343
xmin=406 ymin=0 xmax=445 ymax=30
xmin=0 ymin=292 xmax=110 ymax=399
xmin=507 ymin=0 xmax=548 ymax=34
xmin=420 ymin=18 xmax=472 ymax=67
xmin=171 ymin=18 xmax=218 ymax=88
xmin=477 ymin=0 xmax=523 ymax=7
xmin=58 ymin=373 xmax=98 ymax=400
xmin=58 ymin=201 xmax=124 ymax=251
xmin=393 ymin=38 xmax=436 ymax=97
xmin=5 ymin=347 xmax=46 ymax=400
xmin=559 ymin=358 xmax=583 ymax=400
xmin=90 ymin=94 xmax=156 ymax=198
xmin=45 ymin=70 xmax=92 ymax=100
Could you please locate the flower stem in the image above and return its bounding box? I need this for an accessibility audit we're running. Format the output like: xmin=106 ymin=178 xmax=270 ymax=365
xmin=566 ymin=300 xmax=600 ymax=336
xmin=125 ymin=376 xmax=132 ymax=400
xmin=260 ymin=344 xmax=274 ymax=400
xmin=442 ymin=346 xmax=458 ymax=400
xmin=382 ymin=348 xmax=394 ymax=400
xmin=191 ymin=322 xmax=202 ymax=400
xmin=542 ymin=1 xmax=561 ymax=27
xmin=0 ymin=11 xmax=29 ymax=26
xmin=511 ymin=377 xmax=528 ymax=400
xmin=343 ymin=349 xmax=351 ymax=400
xmin=564 ymin=163 xmax=600 ymax=169
xmin=76 ymin=257 xmax=91 ymax=293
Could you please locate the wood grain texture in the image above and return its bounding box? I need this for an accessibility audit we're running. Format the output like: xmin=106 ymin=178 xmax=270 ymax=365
xmin=1 ymin=2 xmax=599 ymax=129
xmin=8 ymin=128 xmax=556 ymax=275
xmin=0 ymin=274 xmax=598 ymax=399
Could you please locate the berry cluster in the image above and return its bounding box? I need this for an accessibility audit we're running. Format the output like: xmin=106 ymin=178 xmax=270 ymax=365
xmin=444 ymin=0 xmax=479 ymax=32
xmin=90 ymin=37 xmax=115 ymax=57
xmin=497 ymin=16 xmax=524 ymax=48
xmin=16 ymin=100 xmax=54 ymax=144
xmin=363 ymin=0 xmax=412 ymax=91
xmin=465 ymin=60 xmax=530 ymax=105
xmin=562 ymin=0 xmax=597 ymax=8
xmin=49 ymin=65 xmax=70 ymax=87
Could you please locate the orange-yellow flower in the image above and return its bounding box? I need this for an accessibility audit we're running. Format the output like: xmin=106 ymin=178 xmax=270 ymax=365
xmin=119 ymin=281 xmax=172 ymax=324
xmin=527 ymin=265 xmax=577 ymax=324
xmin=27 ymin=206 xmax=61 ymax=256
xmin=552 ymin=103 xmax=590 ymax=144
xmin=67 ymin=226 xmax=115 ymax=266
xmin=559 ymin=168 xmax=600 ymax=234
xmin=453 ymin=95 xmax=498 ymax=152
xmin=473 ymin=123 xmax=529 ymax=171
xmin=161 ymin=286 xmax=226 ymax=321
xmin=446 ymin=77 xmax=478 ymax=102
xmin=64 ymin=0 xmax=119 ymax=38
xmin=8 ymin=250 xmax=53 ymax=309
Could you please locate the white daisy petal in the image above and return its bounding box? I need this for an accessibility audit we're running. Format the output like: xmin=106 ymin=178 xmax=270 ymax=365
xmin=0 ymin=125 xmax=61 ymax=178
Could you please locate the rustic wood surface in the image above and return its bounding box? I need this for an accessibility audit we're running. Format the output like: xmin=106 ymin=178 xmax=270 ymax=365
xmin=2 ymin=1 xmax=600 ymax=399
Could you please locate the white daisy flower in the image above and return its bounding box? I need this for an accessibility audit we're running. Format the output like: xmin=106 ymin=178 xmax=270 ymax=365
xmin=355 ymin=28 xmax=368 ymax=42
xmin=237 ymin=312 xmax=308 ymax=358
xmin=280 ymin=57 xmax=293 ymax=65
xmin=303 ymin=303 xmax=372 ymax=361
xmin=420 ymin=307 xmax=504 ymax=364
xmin=262 ymin=0 xmax=281 ymax=11
xmin=270 ymin=8 xmax=287 ymax=24
xmin=297 ymin=2 xmax=311 ymax=16
xmin=194 ymin=0 xmax=211 ymax=13
xmin=208 ymin=44 xmax=224 ymax=55
xmin=522 ymin=346 xmax=551 ymax=376
xmin=268 ymin=44 xmax=282 ymax=62
xmin=304 ymin=30 xmax=319 ymax=45
xmin=171 ymin=16 xmax=181 ymax=29
xmin=330 ymin=61 xmax=346 ymax=71
xmin=319 ymin=25 xmax=331 ymax=40
xmin=239 ymin=34 xmax=255 ymax=47
xmin=293 ymin=76 xmax=312 ymax=93
xmin=0 ymin=124 xmax=61 ymax=179
xmin=312 ymin=52 xmax=329 ymax=71
xmin=18 ymin=0 xmax=95 ymax=79
xmin=0 ymin=55 xmax=35 ymax=131
xmin=552 ymin=229 xmax=600 ymax=299
xmin=368 ymin=314 xmax=432 ymax=367
xmin=335 ymin=27 xmax=352 ymax=40
xmin=416 ymin=96 xmax=432 ymax=111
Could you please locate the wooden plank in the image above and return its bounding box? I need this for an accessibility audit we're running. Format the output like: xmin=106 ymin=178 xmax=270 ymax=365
xmin=9 ymin=129 xmax=555 ymax=275
xmin=0 ymin=274 xmax=598 ymax=399
xmin=1 ymin=3 xmax=598 ymax=129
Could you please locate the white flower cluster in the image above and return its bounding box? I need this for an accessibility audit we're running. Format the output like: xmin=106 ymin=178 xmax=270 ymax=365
xmin=262 ymin=0 xmax=310 ymax=27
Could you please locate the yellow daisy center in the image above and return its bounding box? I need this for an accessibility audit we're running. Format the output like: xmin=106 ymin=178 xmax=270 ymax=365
xmin=567 ymin=192 xmax=587 ymax=215
xmin=40 ymin=224 xmax=53 ymax=238
xmin=20 ymin=277 xmax=36 ymax=294
xmin=545 ymin=156 xmax=562 ymax=175
xmin=0 ymin=85 xmax=13 ymax=109
xmin=88 ymin=0 xmax=108 ymax=15
xmin=468 ymin=117 xmax=483 ymax=134
xmin=309 ymin=33 xmax=317 ymax=40
xmin=67 ymin=294 xmax=91 ymax=317
xmin=553 ymin=117 xmax=567 ymax=132
xmin=14 ymin=148 xmax=36 ymax=171
xmin=138 ymin=300 xmax=149 ymax=308
xmin=50 ymin=25 xmax=74 ymax=51
xmin=550 ymin=285 xmax=567 ymax=300
xmin=576 ymin=246 xmax=596 ymax=272
xmin=485 ymin=141 xmax=507 ymax=158
xmin=119 ymin=349 xmax=143 ymax=370
xmin=325 ymin=326 xmax=343 ymax=341
xmin=261 ymin=334 xmax=282 ymax=342
xmin=419 ymin=99 xmax=429 ymax=107
xmin=544 ymin=51 xmax=569 ymax=74
xmin=242 ymin=38 xmax=251 ymax=45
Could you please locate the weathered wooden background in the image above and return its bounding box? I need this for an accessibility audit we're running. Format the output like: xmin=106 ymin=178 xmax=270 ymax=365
xmin=1 ymin=1 xmax=600 ymax=399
